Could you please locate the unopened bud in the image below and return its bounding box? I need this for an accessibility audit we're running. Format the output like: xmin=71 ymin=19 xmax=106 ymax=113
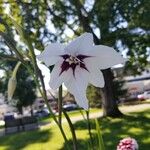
xmin=7 ymin=62 xmax=21 ymax=100
xmin=8 ymin=77 xmax=17 ymax=100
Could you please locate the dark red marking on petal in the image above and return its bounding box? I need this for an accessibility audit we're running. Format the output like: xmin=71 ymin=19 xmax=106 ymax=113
xmin=60 ymin=54 xmax=69 ymax=60
xmin=59 ymin=61 xmax=70 ymax=76
xmin=80 ymin=63 xmax=89 ymax=72
xmin=59 ymin=54 xmax=90 ymax=77
xmin=70 ymin=63 xmax=77 ymax=77
xmin=77 ymin=55 xmax=91 ymax=60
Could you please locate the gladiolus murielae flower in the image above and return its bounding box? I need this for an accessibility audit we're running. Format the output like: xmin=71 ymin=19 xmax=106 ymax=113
xmin=8 ymin=62 xmax=21 ymax=100
xmin=38 ymin=33 xmax=126 ymax=109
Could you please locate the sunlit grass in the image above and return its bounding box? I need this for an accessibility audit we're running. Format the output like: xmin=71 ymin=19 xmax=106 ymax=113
xmin=38 ymin=108 xmax=100 ymax=124
xmin=0 ymin=108 xmax=150 ymax=150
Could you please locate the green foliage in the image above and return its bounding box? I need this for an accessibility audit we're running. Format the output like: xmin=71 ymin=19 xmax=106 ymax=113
xmin=87 ymin=78 xmax=127 ymax=108
xmin=87 ymin=85 xmax=102 ymax=108
xmin=113 ymin=79 xmax=127 ymax=101
xmin=95 ymin=119 xmax=105 ymax=150
xmin=14 ymin=65 xmax=36 ymax=113
xmin=0 ymin=61 xmax=36 ymax=113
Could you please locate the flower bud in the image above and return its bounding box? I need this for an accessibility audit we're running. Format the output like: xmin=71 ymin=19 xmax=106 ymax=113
xmin=7 ymin=62 xmax=21 ymax=100
xmin=8 ymin=77 xmax=17 ymax=100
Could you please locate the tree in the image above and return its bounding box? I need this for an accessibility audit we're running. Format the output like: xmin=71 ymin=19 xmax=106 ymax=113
xmin=0 ymin=0 xmax=149 ymax=117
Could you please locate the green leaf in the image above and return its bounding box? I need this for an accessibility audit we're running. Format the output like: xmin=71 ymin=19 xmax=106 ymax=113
xmin=0 ymin=31 xmax=24 ymax=61
xmin=95 ymin=119 xmax=105 ymax=150
xmin=0 ymin=24 xmax=5 ymax=32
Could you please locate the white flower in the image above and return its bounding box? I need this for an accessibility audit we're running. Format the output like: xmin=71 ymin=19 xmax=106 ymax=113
xmin=37 ymin=33 xmax=126 ymax=110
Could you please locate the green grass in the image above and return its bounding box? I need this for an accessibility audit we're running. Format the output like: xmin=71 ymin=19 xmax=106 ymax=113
xmin=38 ymin=108 xmax=100 ymax=124
xmin=0 ymin=108 xmax=150 ymax=150
xmin=72 ymin=109 xmax=150 ymax=150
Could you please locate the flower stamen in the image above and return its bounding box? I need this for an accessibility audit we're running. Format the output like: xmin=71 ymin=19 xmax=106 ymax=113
xmin=60 ymin=54 xmax=89 ymax=76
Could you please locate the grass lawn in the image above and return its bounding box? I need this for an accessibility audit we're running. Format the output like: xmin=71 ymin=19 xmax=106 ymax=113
xmin=37 ymin=108 xmax=100 ymax=124
xmin=0 ymin=108 xmax=150 ymax=150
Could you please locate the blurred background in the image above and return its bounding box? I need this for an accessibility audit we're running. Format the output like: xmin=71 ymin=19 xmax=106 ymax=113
xmin=0 ymin=0 xmax=149 ymax=128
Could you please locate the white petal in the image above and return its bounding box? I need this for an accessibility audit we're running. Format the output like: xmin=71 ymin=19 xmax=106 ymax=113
xmin=65 ymin=32 xmax=93 ymax=55
xmin=85 ymin=45 xmax=126 ymax=70
xmin=64 ymin=67 xmax=89 ymax=110
xmin=83 ymin=61 xmax=104 ymax=87
xmin=49 ymin=63 xmax=70 ymax=90
xmin=65 ymin=81 xmax=89 ymax=110
xmin=37 ymin=43 xmax=65 ymax=66
xmin=89 ymin=69 xmax=104 ymax=88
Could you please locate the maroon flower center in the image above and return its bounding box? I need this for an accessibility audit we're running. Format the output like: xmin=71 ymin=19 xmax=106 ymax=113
xmin=59 ymin=54 xmax=90 ymax=76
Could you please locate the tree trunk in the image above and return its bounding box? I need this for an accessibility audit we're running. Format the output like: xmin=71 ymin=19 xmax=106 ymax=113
xmin=30 ymin=105 xmax=33 ymax=116
xmin=101 ymin=69 xmax=123 ymax=117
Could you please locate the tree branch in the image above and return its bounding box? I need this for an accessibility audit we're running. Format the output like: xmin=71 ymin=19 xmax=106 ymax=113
xmin=69 ymin=0 xmax=100 ymax=44
xmin=44 ymin=0 xmax=80 ymax=36
xmin=0 ymin=54 xmax=19 ymax=61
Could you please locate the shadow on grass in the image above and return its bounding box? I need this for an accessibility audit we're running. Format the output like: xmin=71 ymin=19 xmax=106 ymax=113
xmin=61 ymin=109 xmax=150 ymax=150
xmin=0 ymin=128 xmax=52 ymax=150
xmin=60 ymin=137 xmax=99 ymax=150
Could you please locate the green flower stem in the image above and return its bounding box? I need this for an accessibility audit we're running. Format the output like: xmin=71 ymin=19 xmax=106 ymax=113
xmin=0 ymin=54 xmax=19 ymax=61
xmin=95 ymin=119 xmax=105 ymax=150
xmin=0 ymin=31 xmax=25 ymax=64
xmin=79 ymin=110 xmax=94 ymax=150
xmin=58 ymin=85 xmax=63 ymax=125
xmin=12 ymin=61 xmax=22 ymax=77
xmin=58 ymin=85 xmax=77 ymax=149
xmin=63 ymin=110 xmax=78 ymax=150
xmin=79 ymin=109 xmax=86 ymax=120
xmin=26 ymin=65 xmax=43 ymax=97
xmin=86 ymin=110 xmax=94 ymax=150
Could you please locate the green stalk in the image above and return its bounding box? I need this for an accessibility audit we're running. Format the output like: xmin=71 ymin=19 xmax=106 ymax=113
xmin=58 ymin=85 xmax=63 ymax=125
xmin=95 ymin=119 xmax=105 ymax=150
xmin=63 ymin=110 xmax=78 ymax=150
xmin=79 ymin=109 xmax=86 ymax=120
xmin=57 ymin=83 xmax=77 ymax=149
xmin=0 ymin=31 xmax=25 ymax=64
xmin=86 ymin=110 xmax=94 ymax=150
